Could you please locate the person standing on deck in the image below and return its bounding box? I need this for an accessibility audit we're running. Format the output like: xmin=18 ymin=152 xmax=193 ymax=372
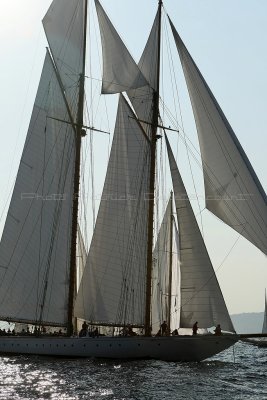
xmin=192 ymin=322 xmax=198 ymax=335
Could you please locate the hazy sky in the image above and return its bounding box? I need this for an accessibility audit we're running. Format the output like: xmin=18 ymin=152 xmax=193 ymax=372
xmin=0 ymin=0 xmax=266 ymax=316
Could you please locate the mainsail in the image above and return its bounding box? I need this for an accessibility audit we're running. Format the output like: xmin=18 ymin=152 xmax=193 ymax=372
xmin=0 ymin=52 xmax=76 ymax=326
xmin=152 ymin=197 xmax=180 ymax=334
xmin=95 ymin=0 xmax=147 ymax=94
xmin=166 ymin=135 xmax=234 ymax=332
xmin=169 ymin=18 xmax=267 ymax=256
xmin=74 ymin=94 xmax=151 ymax=326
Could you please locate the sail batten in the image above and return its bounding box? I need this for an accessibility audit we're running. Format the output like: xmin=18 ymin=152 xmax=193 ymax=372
xmin=166 ymin=135 xmax=234 ymax=332
xmin=169 ymin=18 xmax=267 ymax=256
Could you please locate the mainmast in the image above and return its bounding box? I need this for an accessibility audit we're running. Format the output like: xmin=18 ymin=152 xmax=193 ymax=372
xmin=145 ymin=0 xmax=163 ymax=336
xmin=67 ymin=0 xmax=88 ymax=336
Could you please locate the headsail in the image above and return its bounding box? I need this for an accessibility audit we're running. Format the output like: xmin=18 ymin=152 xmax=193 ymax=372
xmin=166 ymin=135 xmax=234 ymax=332
xmin=95 ymin=0 xmax=147 ymax=94
xmin=43 ymin=0 xmax=86 ymax=116
xmin=74 ymin=95 xmax=151 ymax=326
xmin=152 ymin=197 xmax=180 ymax=334
xmin=0 ymin=53 xmax=76 ymax=326
xmin=169 ymin=18 xmax=267 ymax=256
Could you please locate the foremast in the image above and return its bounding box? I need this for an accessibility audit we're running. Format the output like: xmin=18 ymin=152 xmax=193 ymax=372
xmin=67 ymin=0 xmax=88 ymax=336
xmin=145 ymin=0 xmax=163 ymax=336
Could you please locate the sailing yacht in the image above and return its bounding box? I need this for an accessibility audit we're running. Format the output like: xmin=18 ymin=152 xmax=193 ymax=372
xmin=0 ymin=0 xmax=266 ymax=362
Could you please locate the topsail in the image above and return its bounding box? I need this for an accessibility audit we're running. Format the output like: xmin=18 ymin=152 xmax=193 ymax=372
xmin=169 ymin=18 xmax=267 ymax=256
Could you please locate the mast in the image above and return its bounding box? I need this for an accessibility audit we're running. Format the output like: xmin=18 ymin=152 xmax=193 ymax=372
xmin=145 ymin=0 xmax=163 ymax=336
xmin=67 ymin=0 xmax=88 ymax=336
xmin=167 ymin=191 xmax=173 ymax=333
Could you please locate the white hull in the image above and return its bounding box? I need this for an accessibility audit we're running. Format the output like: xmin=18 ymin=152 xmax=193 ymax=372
xmin=0 ymin=334 xmax=238 ymax=362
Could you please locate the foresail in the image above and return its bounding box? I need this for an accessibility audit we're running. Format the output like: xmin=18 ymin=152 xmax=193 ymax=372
xmin=74 ymin=95 xmax=151 ymax=326
xmin=127 ymin=9 xmax=160 ymax=137
xmin=151 ymin=198 xmax=172 ymax=333
xmin=151 ymin=198 xmax=180 ymax=334
xmin=169 ymin=18 xmax=267 ymax=256
xmin=171 ymin=222 xmax=180 ymax=332
xmin=95 ymin=0 xmax=147 ymax=94
xmin=0 ymin=53 xmax=76 ymax=326
xmin=43 ymin=0 xmax=86 ymax=116
xmin=166 ymin=135 xmax=235 ymax=332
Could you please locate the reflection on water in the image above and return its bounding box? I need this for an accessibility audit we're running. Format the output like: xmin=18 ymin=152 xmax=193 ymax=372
xmin=0 ymin=342 xmax=266 ymax=400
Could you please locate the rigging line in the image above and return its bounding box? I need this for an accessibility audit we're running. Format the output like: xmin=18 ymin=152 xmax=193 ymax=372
xmin=80 ymin=152 xmax=89 ymax=251
xmin=0 ymin=26 xmax=43 ymax=224
xmin=39 ymin=129 xmax=76 ymax=324
xmin=116 ymin=146 xmax=151 ymax=324
xmin=162 ymin=12 xmax=180 ymax=160
xmin=161 ymin=103 xmax=265 ymax=247
xmin=15 ymin=135 xmax=75 ymax=321
xmin=0 ymin=113 xmax=75 ymax=309
xmin=84 ymin=96 xmax=96 ymax=227
xmin=0 ymin=102 xmax=73 ymax=287
xmin=163 ymin=21 xmax=205 ymax=237
xmin=158 ymin=231 xmax=244 ymax=327
xmin=91 ymin=0 xmax=112 ymax=156
xmin=35 ymin=121 xmax=47 ymax=322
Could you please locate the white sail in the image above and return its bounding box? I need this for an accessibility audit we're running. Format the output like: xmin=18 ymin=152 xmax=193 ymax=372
xmin=169 ymin=18 xmax=267 ymax=256
xmin=127 ymin=10 xmax=160 ymax=136
xmin=0 ymin=53 xmax=76 ymax=326
xmin=74 ymin=95 xmax=151 ymax=326
xmin=77 ymin=224 xmax=87 ymax=292
xmin=262 ymin=290 xmax=267 ymax=334
xmin=171 ymin=222 xmax=180 ymax=332
xmin=166 ymin=135 xmax=235 ymax=332
xmin=95 ymin=0 xmax=147 ymax=94
xmin=152 ymin=198 xmax=172 ymax=333
xmin=43 ymin=0 xmax=86 ymax=116
xmin=152 ymin=197 xmax=180 ymax=334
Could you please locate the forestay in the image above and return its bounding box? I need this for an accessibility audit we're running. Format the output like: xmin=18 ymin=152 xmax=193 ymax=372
xmin=169 ymin=18 xmax=267 ymax=256
xmin=43 ymin=0 xmax=86 ymax=117
xmin=0 ymin=53 xmax=76 ymax=326
xmin=74 ymin=95 xmax=151 ymax=326
xmin=95 ymin=0 xmax=147 ymax=94
xmin=166 ymin=135 xmax=234 ymax=332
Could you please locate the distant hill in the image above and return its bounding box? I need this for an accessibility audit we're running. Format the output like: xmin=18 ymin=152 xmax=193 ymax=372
xmin=231 ymin=312 xmax=264 ymax=334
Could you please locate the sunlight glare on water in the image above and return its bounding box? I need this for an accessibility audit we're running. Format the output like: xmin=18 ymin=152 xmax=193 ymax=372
xmin=0 ymin=343 xmax=266 ymax=400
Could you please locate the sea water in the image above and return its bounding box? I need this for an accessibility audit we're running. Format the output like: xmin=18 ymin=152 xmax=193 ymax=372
xmin=0 ymin=341 xmax=266 ymax=399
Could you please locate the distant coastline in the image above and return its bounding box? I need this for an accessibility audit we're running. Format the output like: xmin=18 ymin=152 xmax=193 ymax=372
xmin=231 ymin=312 xmax=264 ymax=334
